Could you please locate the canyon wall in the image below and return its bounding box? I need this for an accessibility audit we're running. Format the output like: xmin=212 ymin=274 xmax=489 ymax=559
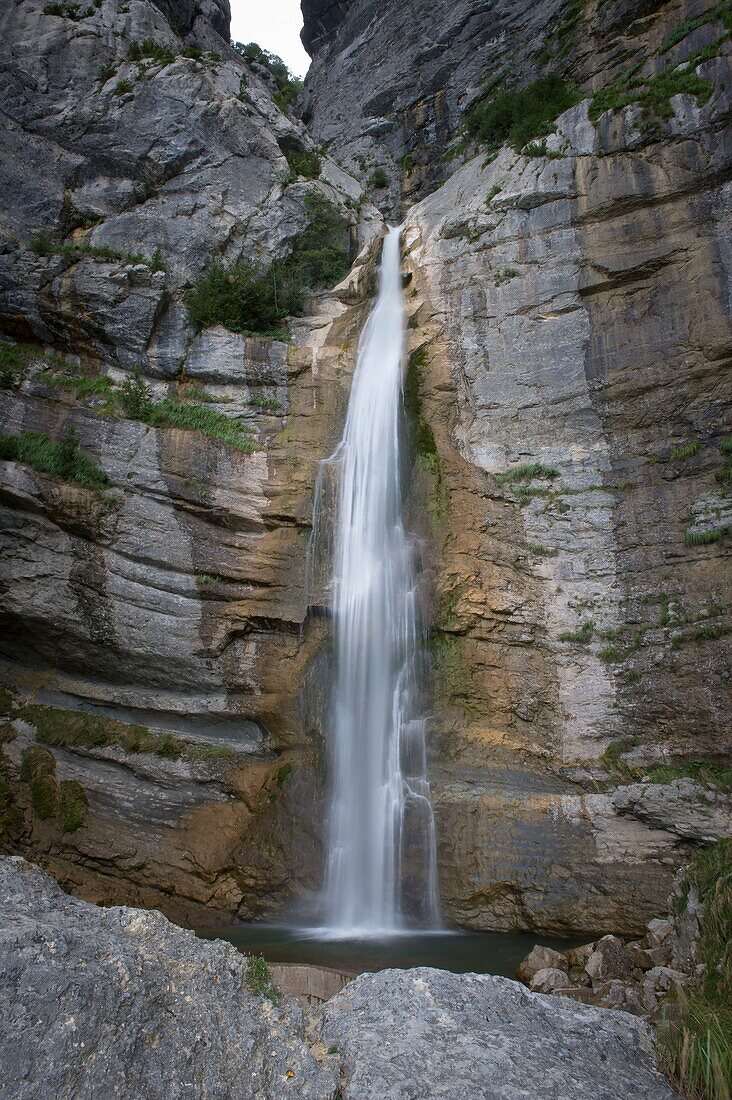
xmin=0 ymin=0 xmax=730 ymax=935
xmin=302 ymin=0 xmax=732 ymax=933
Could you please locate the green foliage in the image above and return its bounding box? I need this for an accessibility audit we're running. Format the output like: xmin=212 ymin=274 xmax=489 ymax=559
xmin=528 ymin=543 xmax=559 ymax=557
xmin=590 ymin=58 xmax=714 ymax=122
xmin=495 ymin=463 xmax=559 ymax=485
xmin=404 ymin=348 xmax=436 ymax=457
xmin=143 ymin=400 xmax=255 ymax=453
xmin=249 ymin=394 xmax=281 ymax=412
xmin=274 ymin=762 xmax=293 ymax=788
xmin=21 ymin=746 xmax=60 ymax=820
xmin=600 ymin=645 xmax=620 ymax=662
xmin=23 ymin=704 xmax=184 ymax=760
xmin=368 ymin=167 xmax=390 ymax=189
xmin=245 ymin=955 xmax=279 ymax=1002
xmin=720 ymin=437 xmax=732 ymax=455
xmin=670 ymin=441 xmax=701 ymax=461
xmin=685 ymin=526 xmax=729 ymax=547
xmin=127 ymin=38 xmax=176 ymax=65
xmin=559 ymin=620 xmax=595 ymax=644
xmin=113 ymin=78 xmax=134 ymax=97
xmin=43 ymin=2 xmax=84 ymax=18
xmin=465 ymin=75 xmax=580 ymax=153
xmin=0 ymin=748 xmax=24 ymax=845
xmin=0 ymin=341 xmax=40 ymax=388
xmin=494 ymin=266 xmax=519 ymax=286
xmin=20 ymin=745 xmax=56 ymax=783
xmin=233 ymin=42 xmax=302 ymax=112
xmin=285 ymin=148 xmax=321 ymax=182
xmin=658 ymin=840 xmax=732 ymax=1100
xmin=0 ymin=428 xmax=108 ymax=489
xmin=29 ymin=231 xmax=154 ymax=268
xmin=660 ymin=1 xmax=732 ymax=53
xmin=187 ymin=194 xmax=348 ymax=337
xmin=645 ymin=762 xmax=732 ymax=791
xmin=59 ymin=780 xmax=88 ymax=833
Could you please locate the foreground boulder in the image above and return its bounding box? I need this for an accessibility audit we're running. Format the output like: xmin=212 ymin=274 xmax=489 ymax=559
xmin=322 ymin=969 xmax=676 ymax=1099
xmin=0 ymin=858 xmax=335 ymax=1099
xmin=1 ymin=858 xmax=677 ymax=1099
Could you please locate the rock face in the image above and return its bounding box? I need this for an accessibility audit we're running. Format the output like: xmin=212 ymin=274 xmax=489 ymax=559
xmin=0 ymin=0 xmax=380 ymax=924
xmin=394 ymin=2 xmax=732 ymax=933
xmin=1 ymin=857 xmax=677 ymax=1100
xmin=0 ymin=857 xmax=336 ymax=1099
xmin=322 ymin=967 xmax=676 ymax=1099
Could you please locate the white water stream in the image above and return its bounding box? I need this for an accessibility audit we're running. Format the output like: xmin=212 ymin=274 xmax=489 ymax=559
xmin=310 ymin=227 xmax=440 ymax=935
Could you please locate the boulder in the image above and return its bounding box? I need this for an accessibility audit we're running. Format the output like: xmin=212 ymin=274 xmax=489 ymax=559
xmin=516 ymin=943 xmax=569 ymax=985
xmin=566 ymin=942 xmax=596 ymax=969
xmin=530 ymin=967 xmax=570 ymax=994
xmin=322 ymin=967 xmax=677 ymax=1099
xmin=0 ymin=858 xmax=336 ymax=1100
xmin=585 ymin=935 xmax=635 ymax=986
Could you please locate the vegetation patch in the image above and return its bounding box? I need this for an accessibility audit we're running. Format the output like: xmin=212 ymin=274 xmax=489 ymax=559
xmin=0 ymin=428 xmax=108 ymax=490
xmin=233 ymin=42 xmax=302 ymax=113
xmin=660 ymin=1 xmax=732 ymax=54
xmin=368 ymin=167 xmax=390 ymax=189
xmin=245 ymin=955 xmax=279 ymax=1002
xmin=495 ymin=463 xmax=559 ymax=486
xmin=30 ymin=230 xmax=160 ymax=269
xmin=118 ymin=372 xmax=254 ymax=453
xmin=559 ymin=620 xmax=595 ymax=644
xmin=284 ymin=148 xmax=321 ymax=182
xmin=59 ymin=779 xmax=88 ymax=833
xmin=658 ymin=839 xmax=732 ymax=1100
xmin=187 ymin=194 xmax=348 ymax=337
xmin=465 ymin=75 xmax=580 ymax=153
xmin=589 ymin=53 xmax=715 ymax=123
xmin=669 ymin=441 xmax=700 ymax=461
xmin=0 ymin=748 xmax=23 ymax=845
xmin=23 ymin=705 xmax=183 ymax=760
xmin=685 ymin=526 xmax=730 ymax=547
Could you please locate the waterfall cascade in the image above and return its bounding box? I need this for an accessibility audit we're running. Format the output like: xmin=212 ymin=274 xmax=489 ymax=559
xmin=309 ymin=226 xmax=440 ymax=936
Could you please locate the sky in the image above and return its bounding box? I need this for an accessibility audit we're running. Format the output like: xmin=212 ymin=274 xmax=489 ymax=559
xmin=229 ymin=1 xmax=311 ymax=78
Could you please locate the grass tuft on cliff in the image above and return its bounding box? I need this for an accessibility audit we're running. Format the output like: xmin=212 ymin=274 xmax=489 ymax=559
xmin=465 ymin=75 xmax=580 ymax=153
xmin=0 ymin=427 xmax=108 ymax=489
xmin=245 ymin=955 xmax=280 ymax=1003
xmin=658 ymin=840 xmax=732 ymax=1100
xmin=118 ymin=373 xmax=255 ymax=454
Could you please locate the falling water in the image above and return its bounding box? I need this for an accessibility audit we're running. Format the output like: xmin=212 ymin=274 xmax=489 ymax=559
xmin=309 ymin=226 xmax=440 ymax=935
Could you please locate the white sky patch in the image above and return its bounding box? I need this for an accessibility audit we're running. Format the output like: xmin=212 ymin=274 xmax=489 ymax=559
xmin=229 ymin=0 xmax=311 ymax=78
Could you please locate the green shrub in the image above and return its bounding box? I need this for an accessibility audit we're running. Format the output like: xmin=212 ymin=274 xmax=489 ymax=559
xmin=233 ymin=42 xmax=302 ymax=112
xmin=590 ymin=60 xmax=714 ymax=122
xmin=670 ymin=441 xmax=700 ymax=461
xmin=368 ymin=167 xmax=389 ymax=189
xmin=118 ymin=370 xmax=154 ymax=418
xmin=245 ymin=955 xmax=279 ymax=1002
xmin=59 ymin=780 xmax=88 ymax=833
xmin=0 ymin=342 xmax=40 ymax=388
xmin=559 ymin=620 xmax=595 ymax=644
xmin=685 ymin=526 xmax=729 ymax=547
xmin=113 ymin=79 xmax=134 ymax=97
xmin=495 ymin=462 xmax=559 ymax=485
xmin=20 ymin=745 xmax=56 ymax=783
xmin=658 ymin=840 xmax=732 ymax=1100
xmin=249 ymin=394 xmax=281 ymax=412
xmin=127 ymin=39 xmax=176 ymax=65
xmin=0 ymin=749 xmax=23 ymax=844
xmin=0 ymin=427 xmax=108 ymax=489
xmin=466 ymin=75 xmax=580 ymax=153
xmin=285 ymin=148 xmax=321 ymax=181
xmin=187 ymin=194 xmax=348 ymax=336
xmin=660 ymin=2 xmax=732 ymax=53
xmin=143 ymin=400 xmax=254 ymax=453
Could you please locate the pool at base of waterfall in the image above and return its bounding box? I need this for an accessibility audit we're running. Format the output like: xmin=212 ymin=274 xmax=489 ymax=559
xmin=196 ymin=924 xmax=584 ymax=978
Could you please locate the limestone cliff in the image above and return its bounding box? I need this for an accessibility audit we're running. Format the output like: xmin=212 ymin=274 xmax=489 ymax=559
xmin=0 ymin=0 xmax=380 ymax=924
xmin=304 ymin=0 xmax=732 ymax=933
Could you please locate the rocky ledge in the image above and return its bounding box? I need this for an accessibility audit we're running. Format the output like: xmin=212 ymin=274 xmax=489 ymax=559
xmin=0 ymin=856 xmax=677 ymax=1099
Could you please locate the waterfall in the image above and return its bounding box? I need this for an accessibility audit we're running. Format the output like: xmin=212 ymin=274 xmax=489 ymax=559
xmin=310 ymin=226 xmax=440 ymax=935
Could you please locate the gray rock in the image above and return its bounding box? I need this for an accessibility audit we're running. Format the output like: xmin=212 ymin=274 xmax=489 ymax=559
xmin=0 ymin=857 xmax=336 ymax=1099
xmin=322 ymin=967 xmax=677 ymax=1099
xmin=613 ymin=781 xmax=732 ymax=844
xmin=530 ymin=966 xmax=570 ymax=993
xmin=585 ymin=935 xmax=636 ymax=986
xmin=516 ymin=943 xmax=569 ymax=984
